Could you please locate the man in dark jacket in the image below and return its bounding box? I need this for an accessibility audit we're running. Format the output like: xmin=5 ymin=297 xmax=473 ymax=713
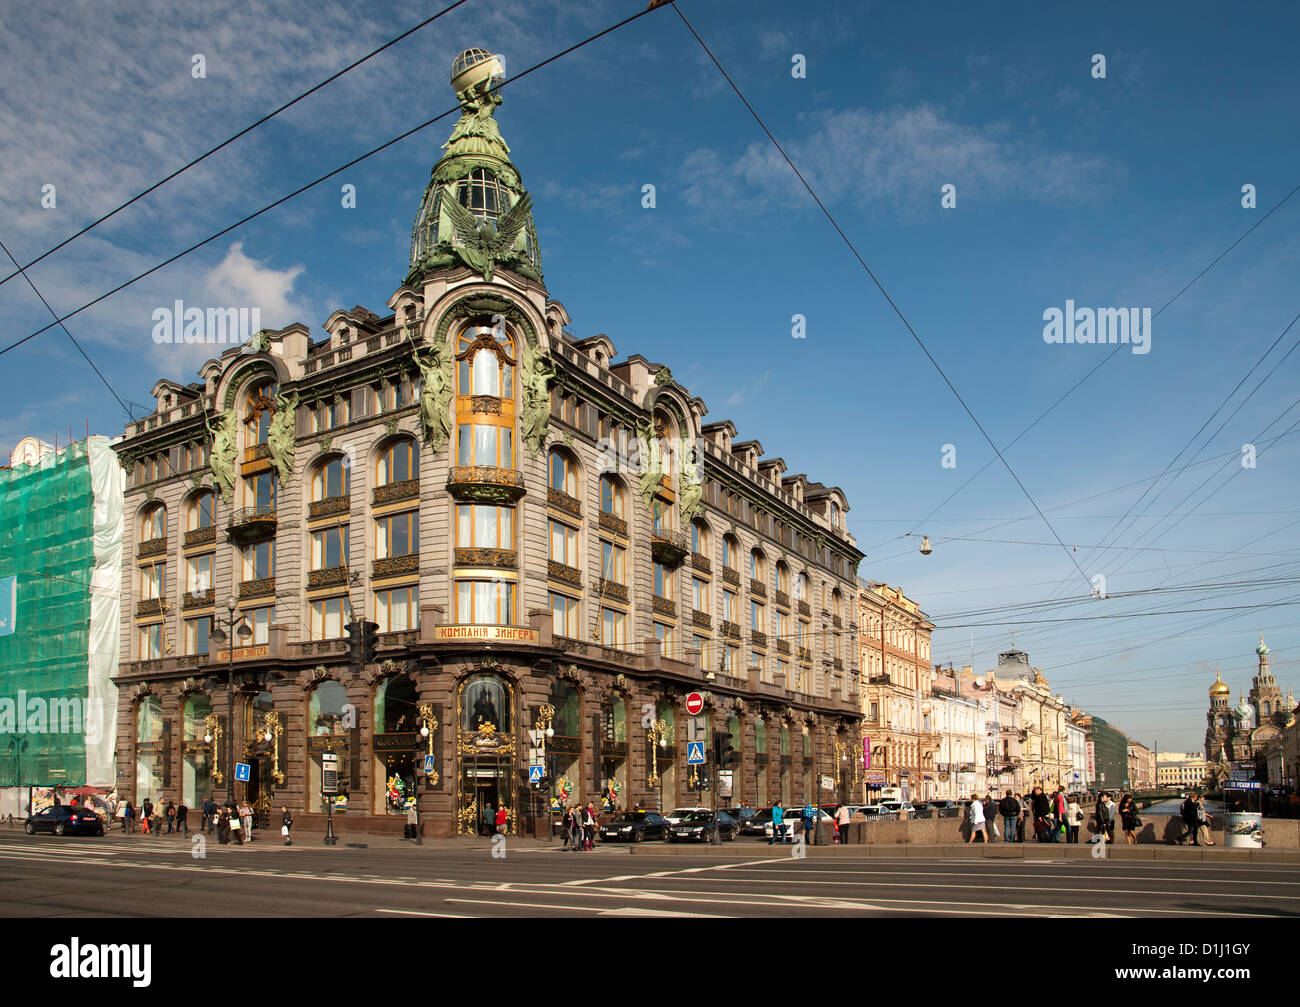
xmin=176 ymin=801 xmax=188 ymax=833
xmin=1030 ymin=786 xmax=1052 ymax=842
xmin=998 ymin=790 xmax=1019 ymax=843
xmin=1180 ymin=792 xmax=1200 ymax=846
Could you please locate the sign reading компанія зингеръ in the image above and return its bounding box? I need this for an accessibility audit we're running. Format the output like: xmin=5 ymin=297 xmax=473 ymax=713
xmin=433 ymin=625 xmax=539 ymax=643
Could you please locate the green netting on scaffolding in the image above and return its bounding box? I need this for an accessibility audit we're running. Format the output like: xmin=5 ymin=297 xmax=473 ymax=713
xmin=0 ymin=440 xmax=96 ymax=786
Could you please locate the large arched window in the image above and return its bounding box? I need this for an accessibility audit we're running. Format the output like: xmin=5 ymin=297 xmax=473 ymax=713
xmin=461 ymin=674 xmax=511 ymax=733
xmin=182 ymin=693 xmax=213 ymax=807
xmin=376 ymin=437 xmax=419 ymax=486
xmin=455 ymin=321 xmax=517 ymax=470
xmin=308 ymin=680 xmax=351 ymax=811
xmin=750 ymin=548 xmax=766 ymax=583
xmin=796 ymin=572 xmax=810 ymax=602
xmin=312 ymin=455 xmax=350 ymax=501
xmin=375 ymin=676 xmax=418 ymax=734
xmin=601 ymin=475 xmax=625 ymax=519
xmin=135 ymin=695 xmax=164 ymax=801
xmin=309 ymin=680 xmax=350 ymax=737
xmin=776 ymin=561 xmax=790 ymax=597
xmin=690 ymin=520 xmax=709 ymax=557
xmin=141 ymin=503 xmax=166 ymax=542
xmin=186 ymin=492 xmax=214 ymax=531
xmin=722 ymin=535 xmax=739 ymax=572
xmin=549 ymin=680 xmax=581 ymax=739
xmin=374 ymin=675 xmax=419 ymax=816
xmin=549 ymin=448 xmax=578 ymax=497
xmin=245 ymin=378 xmax=278 ymax=446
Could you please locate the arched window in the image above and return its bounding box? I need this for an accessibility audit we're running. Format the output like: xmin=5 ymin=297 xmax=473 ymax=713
xmin=141 ymin=503 xmax=166 ymax=542
xmin=375 ymin=676 xmax=418 ymax=734
xmin=377 ymin=437 xmax=419 ymax=486
xmin=750 ymin=549 xmax=766 ymax=582
xmin=461 ymin=674 xmax=511 ymax=733
xmin=722 ymin=535 xmax=739 ymax=572
xmin=135 ymin=695 xmax=164 ymax=802
xmin=309 ymin=680 xmax=350 ymax=737
xmin=457 ymin=167 xmax=511 ymax=226
xmin=776 ymin=561 xmax=789 ymax=596
xmin=136 ymin=695 xmax=163 ymax=744
xmin=457 ymin=321 xmax=515 ymax=398
xmin=691 ymin=520 xmax=709 ymax=556
xmin=186 ymin=492 xmax=214 ymax=531
xmin=796 ymin=572 xmax=810 ymax=602
xmin=549 ymin=448 xmax=578 ymax=497
xmin=601 ymin=475 xmax=625 ymax=519
xmin=312 ymin=455 xmax=350 ymax=501
xmin=245 ymin=378 xmax=278 ymax=445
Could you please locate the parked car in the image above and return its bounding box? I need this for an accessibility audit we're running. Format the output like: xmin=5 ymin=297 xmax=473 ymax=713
xmin=847 ymin=804 xmax=890 ymax=820
xmin=765 ymin=806 xmax=835 ymax=838
xmin=599 ymin=811 xmax=671 ymax=843
xmin=664 ymin=806 xmax=709 ymax=826
xmin=724 ymin=806 xmax=758 ymax=827
xmin=928 ymin=800 xmax=962 ymax=817
xmin=669 ymin=810 xmax=738 ymax=843
xmin=25 ymin=805 xmax=104 ymax=837
xmin=879 ymin=800 xmax=916 ymax=818
xmin=739 ymin=807 xmax=776 ymax=836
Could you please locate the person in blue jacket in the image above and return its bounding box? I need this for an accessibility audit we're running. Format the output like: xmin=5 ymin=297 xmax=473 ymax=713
xmin=769 ymin=800 xmax=785 ymax=844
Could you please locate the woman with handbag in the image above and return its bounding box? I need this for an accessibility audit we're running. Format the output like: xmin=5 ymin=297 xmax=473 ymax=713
xmin=1119 ymin=793 xmax=1139 ymax=844
xmin=281 ymin=807 xmax=293 ymax=846
xmin=1065 ymin=795 xmax=1083 ymax=844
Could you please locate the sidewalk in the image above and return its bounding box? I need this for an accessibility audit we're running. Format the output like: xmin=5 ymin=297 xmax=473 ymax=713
xmin=91 ymin=827 xmax=1300 ymax=862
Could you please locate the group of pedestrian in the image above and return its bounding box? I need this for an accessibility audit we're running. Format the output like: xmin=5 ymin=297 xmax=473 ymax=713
xmin=560 ymin=803 xmax=597 ymax=850
xmin=1179 ymin=792 xmax=1215 ymax=846
xmin=969 ymin=787 xmax=1130 ymax=845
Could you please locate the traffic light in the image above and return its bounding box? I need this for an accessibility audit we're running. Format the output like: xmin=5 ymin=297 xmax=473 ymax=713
xmin=360 ymin=620 xmax=379 ymax=665
xmin=345 ymin=620 xmax=363 ymax=668
xmin=713 ymin=731 xmax=739 ymax=769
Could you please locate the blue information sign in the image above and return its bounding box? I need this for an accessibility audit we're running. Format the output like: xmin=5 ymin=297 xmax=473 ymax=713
xmin=424 ymin=754 xmax=435 ymax=773
xmin=529 ymin=765 xmax=544 ymax=783
xmin=234 ymin=762 xmax=251 ymax=782
xmin=686 ymin=741 xmax=706 ymax=765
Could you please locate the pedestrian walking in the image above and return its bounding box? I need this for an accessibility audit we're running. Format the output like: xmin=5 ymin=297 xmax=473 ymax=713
xmin=769 ymin=800 xmax=786 ymax=844
xmin=481 ymin=803 xmax=495 ymax=838
xmin=1052 ymin=787 xmax=1067 ymax=843
xmin=1195 ymin=794 xmax=1215 ymax=846
xmin=967 ymin=793 xmax=987 ymax=843
xmin=164 ymin=800 xmax=175 ymax=834
xmin=120 ymin=801 xmax=133 ymax=834
xmin=835 ymin=803 xmax=851 ymax=844
xmin=982 ymin=794 xmax=999 ymax=840
xmin=281 ymin=807 xmax=293 ymax=846
xmin=1030 ymin=786 xmax=1052 ymax=842
xmin=1016 ymin=792 xmax=1028 ymax=842
xmin=1094 ymin=792 xmax=1116 ymax=843
xmin=583 ymin=802 xmax=596 ymax=850
xmin=496 ymin=804 xmax=509 ymax=837
xmin=201 ymin=794 xmax=215 ymax=834
xmin=239 ymin=801 xmax=253 ymax=842
xmin=998 ymin=790 xmax=1019 ymax=844
xmin=1118 ymin=793 xmax=1139 ymax=844
xmin=229 ymin=806 xmax=243 ymax=844
xmin=1180 ymin=792 xmax=1200 ymax=846
xmin=176 ymin=801 xmax=188 ymax=833
xmin=801 ymin=800 xmax=817 ymax=845
xmin=217 ymin=807 xmax=230 ymax=844
xmin=141 ymin=798 xmax=153 ymax=835
xmin=1066 ymin=794 xmax=1082 ymax=844
xmin=560 ymin=805 xmax=573 ymax=850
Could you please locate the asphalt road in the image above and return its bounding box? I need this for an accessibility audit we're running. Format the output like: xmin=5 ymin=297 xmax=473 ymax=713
xmin=1 ymin=830 xmax=1297 ymax=918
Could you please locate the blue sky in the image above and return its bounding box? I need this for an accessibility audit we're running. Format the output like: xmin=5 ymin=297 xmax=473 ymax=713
xmin=2 ymin=0 xmax=1298 ymax=753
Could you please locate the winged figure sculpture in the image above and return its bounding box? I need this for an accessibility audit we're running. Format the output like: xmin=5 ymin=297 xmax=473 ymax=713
xmin=441 ymin=191 xmax=534 ymax=281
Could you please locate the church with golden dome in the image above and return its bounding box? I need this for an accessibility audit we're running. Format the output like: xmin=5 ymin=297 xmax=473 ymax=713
xmin=1204 ymin=638 xmax=1292 ymax=783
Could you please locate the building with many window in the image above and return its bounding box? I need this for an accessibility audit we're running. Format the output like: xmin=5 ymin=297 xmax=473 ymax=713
xmin=109 ymin=49 xmax=863 ymax=835
xmin=857 ymin=581 xmax=936 ymax=802
xmin=1155 ymin=751 xmax=1210 ymax=791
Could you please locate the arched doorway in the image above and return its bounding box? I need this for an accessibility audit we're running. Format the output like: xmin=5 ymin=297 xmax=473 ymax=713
xmin=457 ymin=674 xmax=517 ymax=835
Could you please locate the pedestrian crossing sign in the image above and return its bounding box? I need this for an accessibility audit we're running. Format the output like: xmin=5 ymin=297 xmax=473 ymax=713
xmin=424 ymin=755 xmax=435 ymax=773
xmin=529 ymin=765 xmax=544 ymax=783
xmin=686 ymin=741 xmax=705 ymax=765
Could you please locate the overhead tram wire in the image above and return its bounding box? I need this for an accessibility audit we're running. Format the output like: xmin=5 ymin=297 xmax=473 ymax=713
xmin=669 ymin=3 xmax=1092 ymax=596
xmin=0 ymin=0 xmax=473 ymax=289
xmin=0 ymin=3 xmax=666 ymax=360
xmin=0 ymin=237 xmax=133 ymax=419
xmin=1039 ymin=306 xmax=1300 ymax=606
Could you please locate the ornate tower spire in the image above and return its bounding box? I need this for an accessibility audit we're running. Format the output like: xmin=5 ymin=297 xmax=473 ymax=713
xmin=406 ymin=48 xmax=543 ymax=287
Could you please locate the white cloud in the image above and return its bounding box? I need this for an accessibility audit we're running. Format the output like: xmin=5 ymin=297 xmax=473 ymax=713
xmin=204 ymin=241 xmax=307 ymax=329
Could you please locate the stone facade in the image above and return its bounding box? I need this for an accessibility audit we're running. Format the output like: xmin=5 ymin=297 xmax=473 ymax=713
xmin=108 ymin=53 xmax=863 ymax=836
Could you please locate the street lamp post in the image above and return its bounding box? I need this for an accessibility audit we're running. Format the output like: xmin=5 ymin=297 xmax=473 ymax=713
xmin=208 ymin=598 xmax=252 ymax=808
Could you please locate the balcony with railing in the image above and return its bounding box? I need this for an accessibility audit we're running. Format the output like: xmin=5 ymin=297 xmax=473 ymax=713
xmin=547 ymin=487 xmax=582 ymax=518
xmin=446 ymin=466 xmax=526 ymax=504
xmin=239 ymin=576 xmax=276 ymax=600
xmin=750 ymin=579 xmax=766 ymax=599
xmin=598 ymin=510 xmax=627 ymax=537
xmin=309 ymin=494 xmax=351 ymax=520
xmin=650 ymin=527 xmax=688 ymax=567
xmin=138 ymin=537 xmax=167 ymax=559
xmin=374 ymin=553 xmax=419 ymax=579
xmin=227 ymin=503 xmax=277 ymax=543
xmin=691 ymin=552 xmax=711 ymax=574
xmin=373 ymin=479 xmax=419 ymax=506
xmin=183 ymin=526 xmax=216 ymax=549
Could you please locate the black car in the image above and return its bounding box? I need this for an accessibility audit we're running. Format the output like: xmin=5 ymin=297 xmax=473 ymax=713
xmin=599 ymin=810 xmax=670 ymax=843
xmin=25 ymin=805 xmax=104 ymax=837
xmin=739 ymin=807 xmax=775 ymax=836
xmin=724 ymin=806 xmax=757 ymax=827
xmin=668 ymin=810 xmax=738 ymax=842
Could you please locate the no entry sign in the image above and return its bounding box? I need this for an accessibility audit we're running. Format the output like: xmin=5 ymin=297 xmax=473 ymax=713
xmin=685 ymin=692 xmax=704 ymax=716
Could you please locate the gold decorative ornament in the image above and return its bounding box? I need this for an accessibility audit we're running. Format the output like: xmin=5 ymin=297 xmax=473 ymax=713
xmin=204 ymin=713 xmax=224 ymax=785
